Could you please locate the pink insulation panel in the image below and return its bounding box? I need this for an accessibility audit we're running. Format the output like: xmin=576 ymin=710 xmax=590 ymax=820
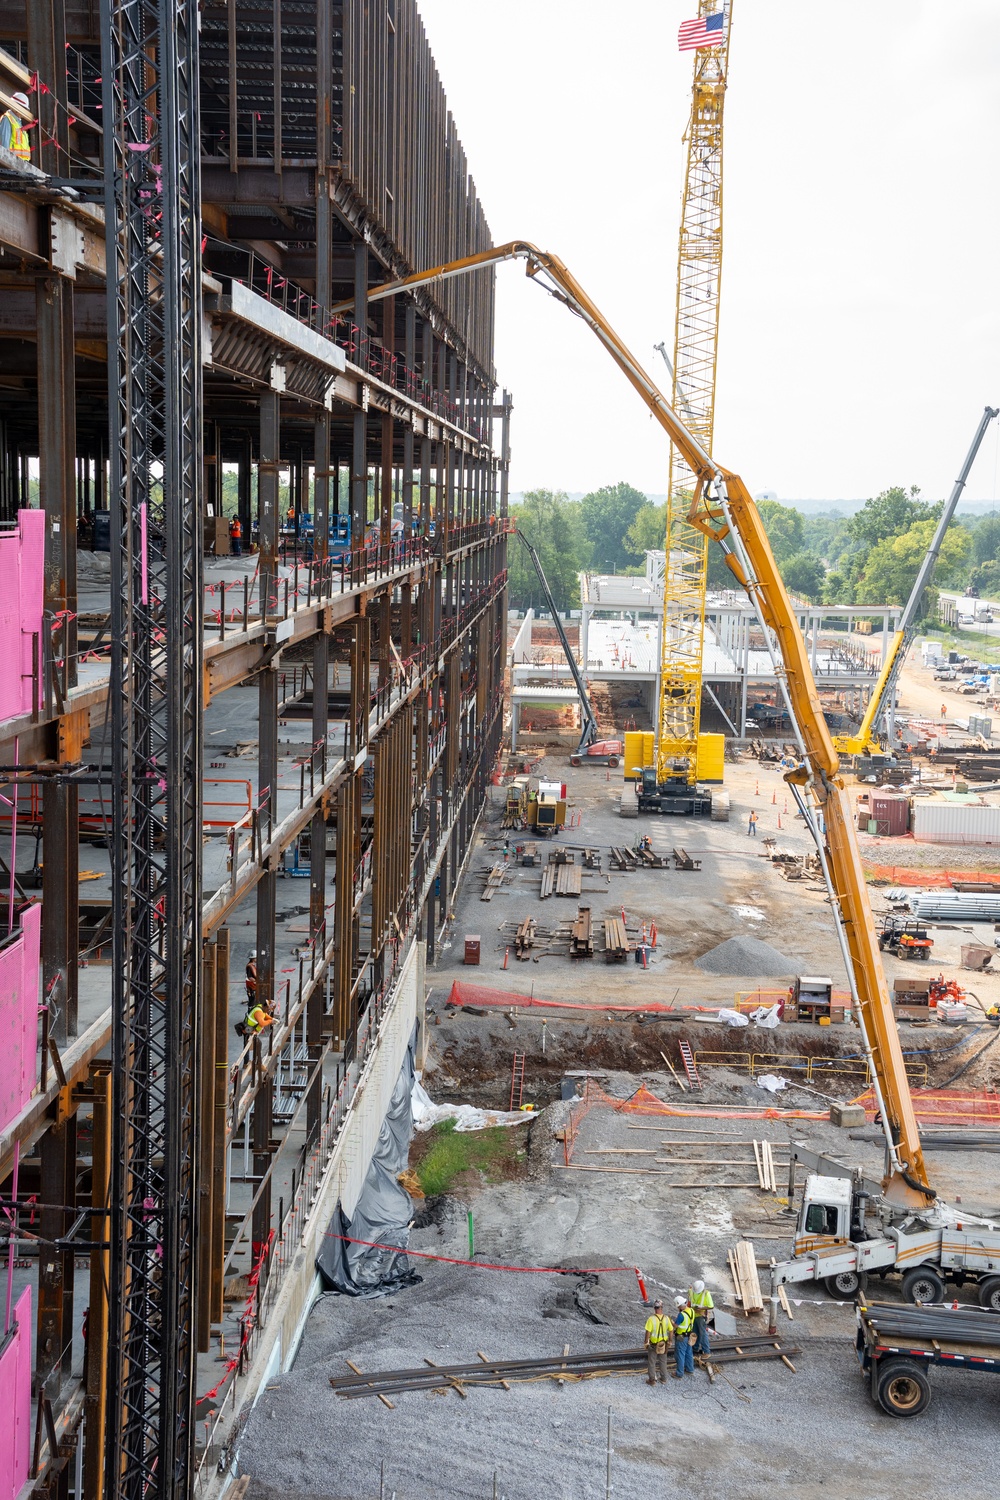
xmin=0 ymin=508 xmax=45 ymax=726
xmin=0 ymin=1286 xmax=32 ymax=1500
xmin=0 ymin=903 xmax=40 ymax=1135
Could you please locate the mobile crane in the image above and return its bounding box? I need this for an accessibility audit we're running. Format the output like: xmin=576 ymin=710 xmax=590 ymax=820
xmin=834 ymin=405 xmax=999 ymax=760
xmin=334 ymin=243 xmax=1000 ymax=1294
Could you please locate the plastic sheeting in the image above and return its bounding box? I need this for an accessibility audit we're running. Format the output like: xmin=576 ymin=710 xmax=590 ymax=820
xmin=411 ymin=1077 xmax=531 ymax=1133
xmin=316 ymin=1037 xmax=422 ymax=1298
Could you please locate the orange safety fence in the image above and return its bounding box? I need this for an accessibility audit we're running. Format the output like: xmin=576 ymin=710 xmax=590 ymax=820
xmin=446 ymin=981 xmax=726 ymax=1016
xmin=848 ymin=1086 xmax=1000 ymax=1126
xmin=562 ymin=1079 xmax=829 ymax=1166
xmin=864 ymin=865 xmax=1000 ymax=887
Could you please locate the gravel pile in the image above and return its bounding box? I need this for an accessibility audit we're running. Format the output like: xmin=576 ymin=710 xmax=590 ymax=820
xmin=694 ymin=935 xmax=796 ymax=977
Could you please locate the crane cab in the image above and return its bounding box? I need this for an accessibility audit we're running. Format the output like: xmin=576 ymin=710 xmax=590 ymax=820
xmin=794 ymin=1174 xmax=854 ymax=1253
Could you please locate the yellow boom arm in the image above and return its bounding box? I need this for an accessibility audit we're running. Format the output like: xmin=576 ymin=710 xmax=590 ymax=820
xmin=336 ymin=242 xmax=932 ymax=1203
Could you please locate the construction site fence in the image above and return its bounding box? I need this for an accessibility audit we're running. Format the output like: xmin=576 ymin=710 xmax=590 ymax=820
xmin=850 ymin=1087 xmax=1000 ymax=1126
xmin=865 ymin=865 xmax=1000 ymax=887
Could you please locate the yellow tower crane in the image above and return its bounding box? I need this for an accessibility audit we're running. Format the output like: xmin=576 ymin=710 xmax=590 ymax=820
xmin=650 ymin=1 xmax=733 ymax=812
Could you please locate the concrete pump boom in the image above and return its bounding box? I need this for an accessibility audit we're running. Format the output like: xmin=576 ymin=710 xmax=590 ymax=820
xmin=334 ymin=240 xmax=933 ymax=1204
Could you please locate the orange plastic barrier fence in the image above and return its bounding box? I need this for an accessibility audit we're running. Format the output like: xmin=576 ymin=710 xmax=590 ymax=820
xmin=849 ymin=1086 xmax=1000 ymax=1125
xmin=446 ymin=981 xmax=723 ymax=1016
xmin=864 ymin=865 xmax=1000 ymax=887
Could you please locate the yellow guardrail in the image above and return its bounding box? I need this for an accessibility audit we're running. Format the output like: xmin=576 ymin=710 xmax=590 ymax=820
xmin=692 ymin=1051 xmax=928 ymax=1087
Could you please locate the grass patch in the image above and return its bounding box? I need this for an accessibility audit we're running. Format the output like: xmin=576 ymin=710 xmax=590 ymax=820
xmin=412 ymin=1119 xmax=526 ymax=1197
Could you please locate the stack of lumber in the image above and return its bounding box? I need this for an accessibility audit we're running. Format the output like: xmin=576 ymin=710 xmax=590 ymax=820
xmin=728 ymin=1241 xmax=764 ymax=1315
xmin=539 ymin=865 xmax=555 ymax=899
xmin=480 ymin=864 xmax=509 ymax=901
xmin=603 ymin=916 xmax=629 ymax=962
xmin=752 ymin=1139 xmax=778 ymax=1191
xmin=554 ymin=863 xmax=583 ymax=897
xmin=514 ymin=917 xmax=538 ymax=959
xmin=569 ymin=906 xmax=593 ymax=958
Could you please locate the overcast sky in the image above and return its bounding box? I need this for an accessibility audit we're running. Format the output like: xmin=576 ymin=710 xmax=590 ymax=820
xmin=415 ymin=0 xmax=1000 ymax=506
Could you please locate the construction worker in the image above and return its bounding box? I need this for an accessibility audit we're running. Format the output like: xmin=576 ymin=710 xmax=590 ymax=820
xmin=0 ymin=91 xmax=31 ymax=162
xmin=229 ymin=514 xmax=242 ymax=556
xmin=643 ymin=1299 xmax=670 ymax=1385
xmin=689 ymin=1279 xmax=715 ymax=1355
xmin=239 ymin=1000 xmax=274 ymax=1038
xmin=671 ymin=1295 xmax=695 ymax=1378
xmin=245 ymin=949 xmax=258 ymax=1004
xmin=747 ymin=809 xmax=758 ymax=837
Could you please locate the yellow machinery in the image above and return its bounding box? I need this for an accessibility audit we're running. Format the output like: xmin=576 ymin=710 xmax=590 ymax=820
xmin=656 ymin=0 xmax=733 ymax=796
xmin=334 ymin=238 xmax=934 ymax=1206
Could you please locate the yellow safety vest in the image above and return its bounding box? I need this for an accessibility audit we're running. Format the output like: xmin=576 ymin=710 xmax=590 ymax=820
xmin=645 ymin=1315 xmax=669 ymax=1345
xmin=675 ymin=1307 xmax=694 ymax=1336
xmin=690 ymin=1288 xmax=714 ymax=1312
xmin=2 ymin=112 xmax=29 ymax=161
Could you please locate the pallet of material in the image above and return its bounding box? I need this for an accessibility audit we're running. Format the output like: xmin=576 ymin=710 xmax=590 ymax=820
xmin=728 ymin=1240 xmax=764 ymax=1315
xmin=548 ymin=849 xmax=575 ymax=865
xmin=520 ymin=842 xmax=540 ymax=866
xmin=603 ymin=916 xmax=629 ymax=963
xmin=569 ymin=905 xmax=594 ymax=958
xmin=582 ymin=847 xmax=601 ymax=869
xmin=609 ymin=846 xmax=637 ymax=871
xmin=636 ymin=847 xmax=670 ymax=869
xmin=540 ymin=865 xmax=555 ymax=899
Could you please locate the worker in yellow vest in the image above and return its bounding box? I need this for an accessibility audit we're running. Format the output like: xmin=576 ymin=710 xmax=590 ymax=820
xmin=689 ymin=1279 xmax=715 ymax=1355
xmin=643 ymin=1299 xmax=670 ymax=1386
xmin=671 ymin=1295 xmax=695 ymax=1378
xmin=0 ymin=91 xmax=31 ymax=162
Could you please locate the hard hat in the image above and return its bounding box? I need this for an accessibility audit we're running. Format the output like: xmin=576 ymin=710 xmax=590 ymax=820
xmin=693 ymin=1279 xmax=705 ymax=1293
xmin=653 ymin=1298 xmax=663 ymax=1309
xmin=11 ymin=91 xmax=29 ymax=112
xmin=674 ymin=1295 xmax=686 ymax=1307
xmin=248 ymin=948 xmax=257 ymax=959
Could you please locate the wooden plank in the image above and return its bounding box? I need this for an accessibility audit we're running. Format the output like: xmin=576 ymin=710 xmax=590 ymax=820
xmin=778 ymin=1285 xmax=793 ymax=1321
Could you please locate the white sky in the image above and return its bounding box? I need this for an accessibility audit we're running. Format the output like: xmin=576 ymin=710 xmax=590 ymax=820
xmin=415 ymin=0 xmax=1000 ymax=504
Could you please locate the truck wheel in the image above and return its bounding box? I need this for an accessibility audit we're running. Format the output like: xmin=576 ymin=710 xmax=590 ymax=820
xmin=978 ymin=1276 xmax=1000 ymax=1312
xmin=875 ymin=1358 xmax=931 ymax=1418
xmin=824 ymin=1270 xmax=866 ymax=1298
xmin=902 ymin=1267 xmax=945 ymax=1305
xmin=607 ymin=756 xmax=619 ymax=768
xmin=569 ymin=756 xmax=581 ymax=766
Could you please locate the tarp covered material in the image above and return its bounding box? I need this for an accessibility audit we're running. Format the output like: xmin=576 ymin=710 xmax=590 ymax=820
xmin=316 ymin=1039 xmax=422 ymax=1298
xmin=411 ymin=1077 xmax=531 ymax=1133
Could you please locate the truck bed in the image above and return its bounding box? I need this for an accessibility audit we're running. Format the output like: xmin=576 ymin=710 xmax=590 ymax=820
xmin=857 ymin=1301 xmax=1000 ymax=1416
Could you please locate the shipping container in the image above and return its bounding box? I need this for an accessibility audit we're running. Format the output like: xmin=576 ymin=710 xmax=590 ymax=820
xmin=868 ymin=794 xmax=910 ymax=837
xmin=623 ymin=730 xmax=654 ymax=781
xmin=696 ymin=732 xmax=725 ymax=784
xmin=911 ymin=800 xmax=1000 ymax=845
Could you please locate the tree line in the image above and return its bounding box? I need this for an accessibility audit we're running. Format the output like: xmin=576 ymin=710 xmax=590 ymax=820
xmin=508 ymin=481 xmax=999 ymax=620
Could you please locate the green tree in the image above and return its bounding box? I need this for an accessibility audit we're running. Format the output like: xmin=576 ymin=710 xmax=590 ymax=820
xmin=971 ymin=514 xmax=1000 ymax=567
xmin=821 ymin=570 xmax=853 ymax=605
xmin=967 ymin=559 xmax=1000 ymax=598
xmin=846 ymin=485 xmax=931 ymax=552
xmin=756 ymin=499 xmax=804 ymax=564
xmin=625 ymin=500 xmax=667 ymax=558
xmin=781 ymin=552 xmax=825 ymax=601
xmin=857 ymin=516 xmax=971 ymax=614
xmin=579 ymin=481 xmax=649 ymax=572
xmin=508 ymin=490 xmax=590 ymax=612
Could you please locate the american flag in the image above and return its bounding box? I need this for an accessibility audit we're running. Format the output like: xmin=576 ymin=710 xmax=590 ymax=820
xmin=677 ymin=11 xmax=725 ymax=50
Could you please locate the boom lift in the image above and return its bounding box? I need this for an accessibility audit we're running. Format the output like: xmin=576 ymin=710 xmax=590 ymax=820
xmin=514 ymin=529 xmax=620 ymax=762
xmin=834 ymin=405 xmax=999 ymax=759
xmin=332 ymin=239 xmax=958 ymax=1224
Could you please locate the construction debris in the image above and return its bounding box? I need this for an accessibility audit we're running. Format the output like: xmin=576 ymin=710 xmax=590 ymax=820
xmin=514 ymin=917 xmax=538 ymax=959
xmin=480 ymin=864 xmax=510 ymax=901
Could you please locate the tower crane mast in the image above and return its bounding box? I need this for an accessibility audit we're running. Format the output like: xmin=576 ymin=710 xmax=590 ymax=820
xmin=656 ymin=1 xmax=733 ymax=800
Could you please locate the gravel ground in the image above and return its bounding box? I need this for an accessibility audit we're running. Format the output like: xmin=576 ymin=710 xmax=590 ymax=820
xmin=239 ymin=1259 xmax=1000 ymax=1500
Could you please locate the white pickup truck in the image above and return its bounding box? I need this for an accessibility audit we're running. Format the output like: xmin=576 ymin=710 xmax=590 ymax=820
xmin=768 ymin=1147 xmax=1000 ymax=1309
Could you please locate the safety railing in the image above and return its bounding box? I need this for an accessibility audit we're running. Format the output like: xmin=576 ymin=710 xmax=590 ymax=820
xmin=692 ymin=1051 xmax=929 ymax=1086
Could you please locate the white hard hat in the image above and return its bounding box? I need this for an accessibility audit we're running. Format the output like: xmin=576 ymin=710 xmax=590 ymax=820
xmin=693 ymin=1279 xmax=705 ymax=1293
xmin=674 ymin=1295 xmax=686 ymax=1307
xmin=11 ymin=91 xmax=29 ymax=112
xmin=248 ymin=948 xmax=257 ymax=958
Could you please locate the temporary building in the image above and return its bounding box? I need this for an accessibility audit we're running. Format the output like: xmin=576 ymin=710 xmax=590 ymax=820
xmin=910 ymin=799 xmax=1000 ymax=846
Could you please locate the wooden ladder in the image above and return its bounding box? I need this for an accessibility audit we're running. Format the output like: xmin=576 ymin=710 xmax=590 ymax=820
xmin=509 ymin=1052 xmax=526 ymax=1110
xmin=677 ymin=1040 xmax=701 ymax=1090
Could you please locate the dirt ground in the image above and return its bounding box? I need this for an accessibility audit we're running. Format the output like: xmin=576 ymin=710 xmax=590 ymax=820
xmin=239 ymin=723 xmax=1000 ymax=1500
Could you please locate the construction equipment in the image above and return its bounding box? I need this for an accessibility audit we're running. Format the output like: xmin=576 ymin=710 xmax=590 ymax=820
xmin=332 ymin=236 xmax=965 ymax=1220
xmin=856 ymin=1300 xmax=1000 ymax=1418
xmin=515 ymin=528 xmax=619 ymax=762
xmin=834 ymin=405 xmax=999 ymax=759
xmin=647 ymin=2 xmax=734 ymax=815
xmin=878 ymin=916 xmax=933 ymax=962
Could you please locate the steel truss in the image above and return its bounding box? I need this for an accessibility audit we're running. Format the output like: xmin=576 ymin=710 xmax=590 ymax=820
xmin=658 ymin=0 xmax=732 ymax=783
xmin=99 ymin=0 xmax=204 ymax=1491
